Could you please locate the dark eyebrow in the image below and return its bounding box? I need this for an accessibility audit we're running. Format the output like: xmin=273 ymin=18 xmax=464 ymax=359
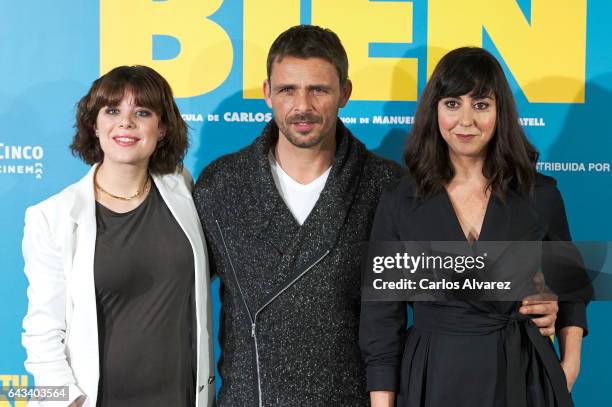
xmin=272 ymin=84 xmax=333 ymax=91
xmin=272 ymin=83 xmax=296 ymax=90
xmin=307 ymin=84 xmax=332 ymax=91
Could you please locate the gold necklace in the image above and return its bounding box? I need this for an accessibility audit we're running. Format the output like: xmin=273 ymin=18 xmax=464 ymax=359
xmin=94 ymin=165 xmax=151 ymax=201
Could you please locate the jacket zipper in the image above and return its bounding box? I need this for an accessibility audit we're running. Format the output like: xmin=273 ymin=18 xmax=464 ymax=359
xmin=215 ymin=219 xmax=330 ymax=407
xmin=251 ymin=249 xmax=329 ymax=407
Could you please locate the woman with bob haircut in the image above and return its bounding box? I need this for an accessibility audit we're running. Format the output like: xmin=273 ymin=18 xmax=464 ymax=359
xmin=360 ymin=47 xmax=587 ymax=407
xmin=22 ymin=65 xmax=214 ymax=407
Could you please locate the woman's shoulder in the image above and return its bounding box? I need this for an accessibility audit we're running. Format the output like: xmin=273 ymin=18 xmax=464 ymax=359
xmin=532 ymin=172 xmax=564 ymax=204
xmin=23 ymin=170 xmax=94 ymax=243
xmin=176 ymin=167 xmax=193 ymax=185
xmin=534 ymin=172 xmax=558 ymax=189
xmin=375 ymin=173 xmax=421 ymax=216
xmin=382 ymin=173 xmax=419 ymax=198
xmin=154 ymin=167 xmax=194 ymax=193
xmin=27 ymin=170 xmax=93 ymax=216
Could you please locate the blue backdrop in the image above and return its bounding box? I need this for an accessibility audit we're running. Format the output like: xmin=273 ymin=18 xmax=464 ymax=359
xmin=1 ymin=1 xmax=610 ymax=405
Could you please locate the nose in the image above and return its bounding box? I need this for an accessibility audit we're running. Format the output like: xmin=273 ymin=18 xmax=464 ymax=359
xmin=459 ymin=106 xmax=474 ymax=127
xmin=293 ymin=90 xmax=313 ymax=113
xmin=118 ymin=113 xmax=136 ymax=128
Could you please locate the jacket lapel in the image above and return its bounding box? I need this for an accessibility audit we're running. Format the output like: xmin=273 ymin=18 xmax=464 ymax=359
xmin=259 ymin=121 xmax=365 ymax=258
xmin=153 ymin=171 xmax=215 ymax=392
xmin=69 ymin=165 xmax=97 ymax=286
xmin=242 ymin=121 xmax=366 ymax=304
xmin=475 ymin=191 xmax=548 ymax=260
xmin=301 ymin=121 xmax=365 ymax=247
xmin=66 ymin=166 xmax=99 ymax=361
xmin=154 ymin=171 xmax=203 ymax=257
xmin=69 ymin=165 xmax=97 ymax=228
xmin=248 ymin=122 xmax=301 ymax=255
xmin=479 ymin=194 xmax=511 ymax=242
xmin=471 ymin=194 xmax=513 ymax=262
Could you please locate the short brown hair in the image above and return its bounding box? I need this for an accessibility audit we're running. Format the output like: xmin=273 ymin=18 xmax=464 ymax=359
xmin=266 ymin=25 xmax=349 ymax=85
xmin=71 ymin=65 xmax=188 ymax=174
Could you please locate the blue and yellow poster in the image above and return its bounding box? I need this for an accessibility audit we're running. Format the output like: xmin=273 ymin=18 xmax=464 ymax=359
xmin=1 ymin=1 xmax=610 ymax=404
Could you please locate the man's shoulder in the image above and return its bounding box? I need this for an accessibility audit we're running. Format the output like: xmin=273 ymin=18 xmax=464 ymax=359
xmin=362 ymin=150 xmax=405 ymax=183
xmin=196 ymin=143 xmax=257 ymax=189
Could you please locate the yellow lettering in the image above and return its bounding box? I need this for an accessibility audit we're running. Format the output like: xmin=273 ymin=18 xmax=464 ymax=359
xmin=428 ymin=0 xmax=586 ymax=102
xmin=100 ymin=0 xmax=233 ymax=98
xmin=0 ymin=375 xmax=28 ymax=407
xmin=313 ymin=0 xmax=417 ymax=101
xmin=243 ymin=0 xmax=300 ymax=99
xmin=0 ymin=376 xmax=9 ymax=405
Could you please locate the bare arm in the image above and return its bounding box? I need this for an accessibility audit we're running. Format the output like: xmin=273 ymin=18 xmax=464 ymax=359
xmin=371 ymin=391 xmax=395 ymax=407
xmin=558 ymin=326 xmax=583 ymax=392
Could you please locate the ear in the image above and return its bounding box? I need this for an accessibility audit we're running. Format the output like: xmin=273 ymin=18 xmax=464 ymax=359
xmin=339 ymin=79 xmax=352 ymax=108
xmin=158 ymin=123 xmax=167 ymax=140
xmin=263 ymin=79 xmax=273 ymax=109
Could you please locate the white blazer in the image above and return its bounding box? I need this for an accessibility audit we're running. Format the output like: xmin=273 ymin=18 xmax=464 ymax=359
xmin=21 ymin=165 xmax=215 ymax=407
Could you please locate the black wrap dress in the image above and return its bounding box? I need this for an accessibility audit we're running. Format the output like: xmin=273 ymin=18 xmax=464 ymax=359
xmin=360 ymin=174 xmax=588 ymax=407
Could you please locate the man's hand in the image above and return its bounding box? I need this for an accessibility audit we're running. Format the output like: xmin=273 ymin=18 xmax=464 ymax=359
xmin=520 ymin=272 xmax=559 ymax=336
xmin=519 ymin=299 xmax=558 ymax=336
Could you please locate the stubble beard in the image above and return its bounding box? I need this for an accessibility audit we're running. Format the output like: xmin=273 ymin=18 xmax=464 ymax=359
xmin=279 ymin=126 xmax=326 ymax=148
xmin=276 ymin=112 xmax=329 ymax=149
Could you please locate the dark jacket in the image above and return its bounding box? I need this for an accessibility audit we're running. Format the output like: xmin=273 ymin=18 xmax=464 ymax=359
xmin=194 ymin=120 xmax=403 ymax=407
xmin=360 ymin=173 xmax=588 ymax=406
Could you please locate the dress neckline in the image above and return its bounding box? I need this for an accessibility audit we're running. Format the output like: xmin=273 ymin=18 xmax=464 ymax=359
xmin=441 ymin=187 xmax=493 ymax=243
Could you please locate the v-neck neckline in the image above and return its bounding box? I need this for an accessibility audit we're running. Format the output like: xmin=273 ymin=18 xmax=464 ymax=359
xmin=441 ymin=188 xmax=493 ymax=243
xmin=250 ymin=119 xmax=366 ymax=255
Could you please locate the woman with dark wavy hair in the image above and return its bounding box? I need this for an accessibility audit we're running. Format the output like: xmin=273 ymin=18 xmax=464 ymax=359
xmin=22 ymin=66 xmax=215 ymax=407
xmin=360 ymin=47 xmax=587 ymax=407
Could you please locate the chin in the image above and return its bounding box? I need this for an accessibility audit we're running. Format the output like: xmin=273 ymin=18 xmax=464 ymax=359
xmin=105 ymin=156 xmax=149 ymax=167
xmin=465 ymin=151 xmax=486 ymax=159
xmin=286 ymin=133 xmax=325 ymax=148
xmin=451 ymin=148 xmax=486 ymax=159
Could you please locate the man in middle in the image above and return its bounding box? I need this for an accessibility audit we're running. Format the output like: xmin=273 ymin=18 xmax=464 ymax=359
xmin=194 ymin=25 xmax=403 ymax=406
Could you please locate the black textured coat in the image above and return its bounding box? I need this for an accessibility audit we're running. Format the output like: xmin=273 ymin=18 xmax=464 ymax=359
xmin=194 ymin=120 xmax=403 ymax=406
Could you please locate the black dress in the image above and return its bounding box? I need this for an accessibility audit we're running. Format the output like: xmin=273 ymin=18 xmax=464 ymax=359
xmin=360 ymin=174 xmax=588 ymax=407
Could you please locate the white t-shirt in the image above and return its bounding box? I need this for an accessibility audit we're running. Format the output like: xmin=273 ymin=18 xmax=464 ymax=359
xmin=268 ymin=151 xmax=331 ymax=225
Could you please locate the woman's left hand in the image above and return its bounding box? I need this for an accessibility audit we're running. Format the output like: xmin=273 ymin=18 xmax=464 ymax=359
xmin=560 ymin=359 xmax=580 ymax=393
